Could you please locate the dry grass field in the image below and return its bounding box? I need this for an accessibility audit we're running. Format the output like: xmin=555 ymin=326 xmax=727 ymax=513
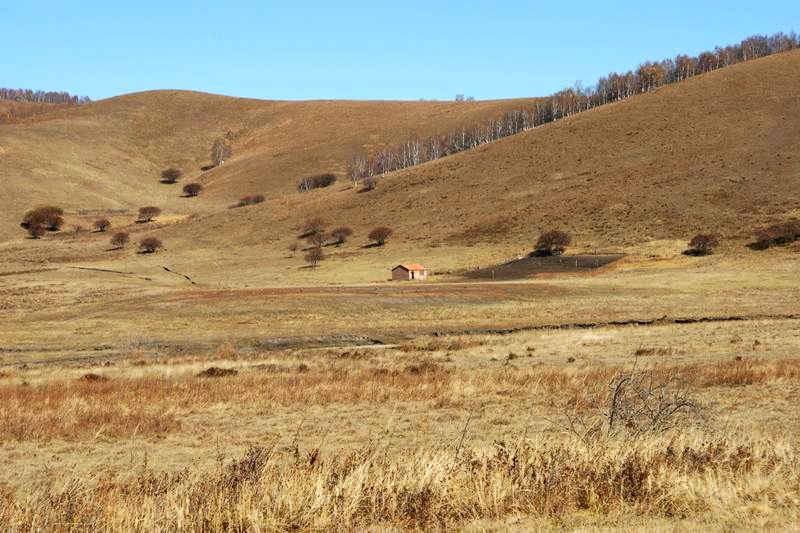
xmin=1 ymin=47 xmax=799 ymax=531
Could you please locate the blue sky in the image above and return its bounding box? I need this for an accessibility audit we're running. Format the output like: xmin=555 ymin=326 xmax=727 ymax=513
xmin=2 ymin=1 xmax=798 ymax=101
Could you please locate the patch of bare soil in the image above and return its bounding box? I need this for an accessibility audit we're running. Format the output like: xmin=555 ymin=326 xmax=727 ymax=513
xmin=463 ymin=254 xmax=623 ymax=280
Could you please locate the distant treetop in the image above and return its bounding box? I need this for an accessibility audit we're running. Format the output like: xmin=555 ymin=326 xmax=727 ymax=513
xmin=0 ymin=88 xmax=91 ymax=105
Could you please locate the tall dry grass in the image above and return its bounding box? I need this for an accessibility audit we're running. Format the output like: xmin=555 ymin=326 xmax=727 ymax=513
xmin=1 ymin=357 xmax=797 ymax=441
xmin=0 ymin=434 xmax=797 ymax=531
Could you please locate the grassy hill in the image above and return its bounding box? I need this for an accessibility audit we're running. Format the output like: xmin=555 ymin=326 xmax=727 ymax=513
xmin=1 ymin=50 xmax=798 ymax=286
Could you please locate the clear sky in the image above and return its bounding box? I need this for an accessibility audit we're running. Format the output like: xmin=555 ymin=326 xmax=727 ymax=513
xmin=2 ymin=1 xmax=798 ymax=101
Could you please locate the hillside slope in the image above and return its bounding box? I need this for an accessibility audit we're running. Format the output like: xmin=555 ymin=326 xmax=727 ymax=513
xmin=0 ymin=92 xmax=536 ymax=241
xmin=1 ymin=50 xmax=798 ymax=287
xmin=323 ymin=49 xmax=800 ymax=251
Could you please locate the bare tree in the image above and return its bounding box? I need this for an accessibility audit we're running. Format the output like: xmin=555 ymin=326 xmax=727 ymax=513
xmin=137 ymin=206 xmax=161 ymax=222
xmin=687 ymin=234 xmax=719 ymax=256
xmin=138 ymin=236 xmax=163 ymax=253
xmin=368 ymin=226 xmax=393 ymax=246
xmin=110 ymin=232 xmax=129 ymax=249
xmin=330 ymin=226 xmax=353 ymax=245
xmin=211 ymin=138 xmax=233 ymax=167
xmin=93 ymin=218 xmax=111 ymax=232
xmin=183 ymin=183 xmax=203 ymax=197
xmin=161 ymin=167 xmax=183 ymax=184
xmin=535 ymin=230 xmax=571 ymax=256
xmin=304 ymin=247 xmax=324 ymax=267
xmin=301 ymin=217 xmax=326 ymax=237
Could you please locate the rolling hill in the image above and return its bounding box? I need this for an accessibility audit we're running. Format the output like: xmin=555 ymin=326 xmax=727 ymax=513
xmin=1 ymin=49 xmax=798 ymax=285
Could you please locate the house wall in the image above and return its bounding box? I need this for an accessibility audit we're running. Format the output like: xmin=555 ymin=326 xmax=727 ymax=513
xmin=392 ymin=268 xmax=411 ymax=281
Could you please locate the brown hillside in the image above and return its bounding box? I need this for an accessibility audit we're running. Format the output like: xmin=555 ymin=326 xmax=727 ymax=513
xmin=322 ymin=48 xmax=800 ymax=250
xmin=0 ymin=92 xmax=537 ymax=241
xmin=1 ymin=51 xmax=798 ymax=288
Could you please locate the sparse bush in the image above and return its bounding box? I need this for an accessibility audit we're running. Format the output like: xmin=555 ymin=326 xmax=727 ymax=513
xmin=288 ymin=242 xmax=299 ymax=256
xmin=535 ymin=229 xmax=571 ymax=256
xmin=137 ymin=206 xmax=161 ymax=222
xmin=197 ymin=367 xmax=238 ymax=378
xmin=362 ymin=177 xmax=377 ymax=192
xmin=330 ymin=226 xmax=353 ymax=245
xmin=138 ymin=236 xmax=163 ymax=253
xmin=306 ymin=232 xmax=327 ymax=248
xmin=368 ymin=226 xmax=393 ymax=246
xmin=21 ymin=206 xmax=64 ymax=232
xmin=302 ymin=217 xmax=326 ymax=237
xmin=27 ymin=223 xmax=46 ymax=239
xmin=234 ymin=194 xmax=265 ymax=208
xmin=304 ymin=247 xmax=324 ymax=267
xmin=183 ymin=183 xmax=203 ymax=197
xmin=161 ymin=167 xmax=183 ymax=184
xmin=211 ymin=138 xmax=233 ymax=167
xmin=110 ymin=232 xmax=129 ymax=249
xmin=687 ymin=233 xmax=719 ymax=256
xmin=298 ymin=173 xmax=337 ymax=192
xmin=93 ymin=218 xmax=111 ymax=232
xmin=753 ymin=220 xmax=800 ymax=249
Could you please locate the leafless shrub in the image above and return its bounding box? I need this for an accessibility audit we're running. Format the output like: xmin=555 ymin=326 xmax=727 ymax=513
xmin=138 ymin=237 xmax=163 ymax=254
xmin=301 ymin=217 xmax=326 ymax=237
xmin=752 ymin=220 xmax=800 ymax=250
xmin=555 ymin=365 xmax=702 ymax=443
xmin=110 ymin=232 xmax=129 ymax=249
xmin=160 ymin=167 xmax=183 ymax=184
xmin=534 ymin=230 xmax=571 ymax=256
xmin=361 ymin=177 xmax=377 ymax=192
xmin=330 ymin=227 xmax=353 ymax=245
xmin=197 ymin=367 xmax=238 ymax=378
xmin=368 ymin=226 xmax=393 ymax=246
xmin=183 ymin=183 xmax=203 ymax=197
xmin=686 ymin=234 xmax=719 ymax=255
xmin=304 ymin=247 xmax=324 ymax=267
xmin=79 ymin=373 xmax=109 ymax=383
xmin=137 ymin=206 xmax=161 ymax=222
xmin=93 ymin=218 xmax=111 ymax=232
xmin=298 ymin=173 xmax=337 ymax=192
xmin=234 ymin=194 xmax=265 ymax=208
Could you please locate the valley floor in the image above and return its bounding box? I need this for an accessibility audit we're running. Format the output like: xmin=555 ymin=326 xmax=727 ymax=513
xmin=1 ymin=249 xmax=799 ymax=530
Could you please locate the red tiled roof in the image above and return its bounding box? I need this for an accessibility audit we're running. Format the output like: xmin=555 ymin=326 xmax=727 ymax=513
xmin=394 ymin=263 xmax=426 ymax=271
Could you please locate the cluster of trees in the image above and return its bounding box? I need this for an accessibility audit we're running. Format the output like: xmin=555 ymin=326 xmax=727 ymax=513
xmin=753 ymin=220 xmax=800 ymax=250
xmin=298 ymin=173 xmax=337 ymax=192
xmin=0 ymin=88 xmax=91 ymax=105
xmin=295 ymin=218 xmax=394 ymax=267
xmin=346 ymin=32 xmax=799 ymax=183
xmin=211 ymin=138 xmax=233 ymax=167
xmin=161 ymin=167 xmax=203 ymax=197
xmin=20 ymin=206 xmax=64 ymax=238
xmin=19 ymin=205 xmax=165 ymax=254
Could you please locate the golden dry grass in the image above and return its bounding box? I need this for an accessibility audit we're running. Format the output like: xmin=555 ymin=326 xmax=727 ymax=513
xmin=1 ymin=317 xmax=799 ymax=530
